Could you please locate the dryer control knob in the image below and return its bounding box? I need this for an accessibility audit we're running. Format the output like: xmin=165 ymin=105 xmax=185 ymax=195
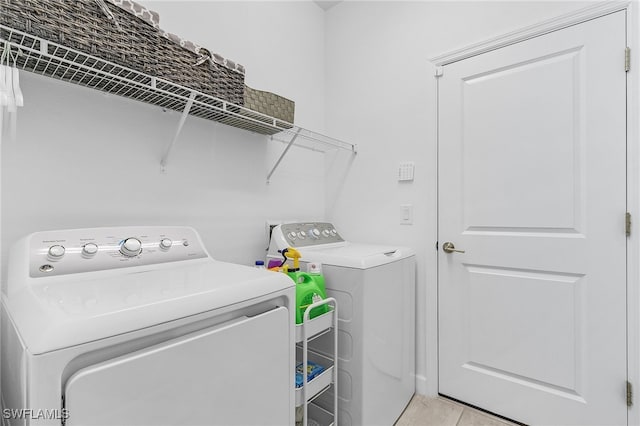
xmin=297 ymin=231 xmax=307 ymax=239
xmin=82 ymin=243 xmax=98 ymax=256
xmin=310 ymin=229 xmax=320 ymax=239
xmin=48 ymin=245 xmax=65 ymax=259
xmin=329 ymin=229 xmax=337 ymax=236
xmin=160 ymin=238 xmax=172 ymax=250
xmin=120 ymin=238 xmax=142 ymax=257
xmin=322 ymin=230 xmax=331 ymax=237
xmin=288 ymin=232 xmax=297 ymax=240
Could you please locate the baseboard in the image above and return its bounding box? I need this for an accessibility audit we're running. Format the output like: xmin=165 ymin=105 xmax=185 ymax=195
xmin=415 ymin=374 xmax=433 ymax=396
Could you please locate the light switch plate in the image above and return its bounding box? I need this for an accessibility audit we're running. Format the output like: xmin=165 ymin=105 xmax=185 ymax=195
xmin=398 ymin=162 xmax=415 ymax=181
xmin=400 ymin=204 xmax=413 ymax=225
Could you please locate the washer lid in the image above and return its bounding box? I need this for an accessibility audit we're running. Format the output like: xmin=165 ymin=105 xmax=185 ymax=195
xmin=4 ymin=259 xmax=294 ymax=354
xmin=297 ymin=242 xmax=415 ymax=269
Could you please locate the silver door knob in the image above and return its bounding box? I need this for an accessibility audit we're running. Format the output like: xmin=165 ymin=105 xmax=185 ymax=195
xmin=442 ymin=242 xmax=465 ymax=254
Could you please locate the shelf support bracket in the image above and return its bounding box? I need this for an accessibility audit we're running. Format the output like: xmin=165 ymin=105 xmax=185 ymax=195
xmin=160 ymin=91 xmax=197 ymax=172
xmin=266 ymin=128 xmax=301 ymax=183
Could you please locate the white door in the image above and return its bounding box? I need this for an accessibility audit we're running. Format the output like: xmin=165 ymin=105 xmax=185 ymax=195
xmin=438 ymin=11 xmax=627 ymax=425
xmin=65 ymin=307 xmax=291 ymax=426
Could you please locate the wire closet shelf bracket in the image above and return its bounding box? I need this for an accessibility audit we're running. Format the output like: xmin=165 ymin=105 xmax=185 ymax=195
xmin=0 ymin=25 xmax=357 ymax=178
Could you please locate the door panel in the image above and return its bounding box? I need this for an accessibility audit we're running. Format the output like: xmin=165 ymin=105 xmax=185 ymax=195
xmin=465 ymin=265 xmax=583 ymax=393
xmin=438 ymin=11 xmax=626 ymax=425
xmin=462 ymin=48 xmax=583 ymax=232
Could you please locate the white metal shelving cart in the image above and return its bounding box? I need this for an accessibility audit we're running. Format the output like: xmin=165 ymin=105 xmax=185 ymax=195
xmin=296 ymin=298 xmax=338 ymax=426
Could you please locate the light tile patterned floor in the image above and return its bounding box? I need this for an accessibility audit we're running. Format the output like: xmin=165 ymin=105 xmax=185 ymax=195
xmin=395 ymin=395 xmax=521 ymax=426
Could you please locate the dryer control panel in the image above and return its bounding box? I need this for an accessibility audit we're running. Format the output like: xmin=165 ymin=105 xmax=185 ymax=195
xmin=277 ymin=222 xmax=344 ymax=247
xmin=25 ymin=226 xmax=208 ymax=277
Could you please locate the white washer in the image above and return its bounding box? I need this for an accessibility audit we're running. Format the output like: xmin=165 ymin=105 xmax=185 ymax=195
xmin=1 ymin=226 xmax=295 ymax=426
xmin=268 ymin=222 xmax=415 ymax=426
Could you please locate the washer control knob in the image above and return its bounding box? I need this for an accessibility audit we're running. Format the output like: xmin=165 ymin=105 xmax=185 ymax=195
xmin=48 ymin=245 xmax=65 ymax=259
xmin=297 ymin=231 xmax=307 ymax=239
xmin=160 ymin=238 xmax=172 ymax=250
xmin=322 ymin=230 xmax=331 ymax=237
xmin=120 ymin=238 xmax=142 ymax=257
xmin=329 ymin=229 xmax=337 ymax=237
xmin=288 ymin=232 xmax=297 ymax=240
xmin=310 ymin=229 xmax=320 ymax=239
xmin=82 ymin=243 xmax=99 ymax=256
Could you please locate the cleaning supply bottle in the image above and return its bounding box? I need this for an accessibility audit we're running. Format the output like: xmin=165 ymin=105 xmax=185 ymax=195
xmin=268 ymin=247 xmax=301 ymax=273
xmin=292 ymin=271 xmax=328 ymax=324
xmin=279 ymin=248 xmax=329 ymax=324
xmin=283 ymin=247 xmax=302 ymax=273
xmin=254 ymin=260 xmax=266 ymax=270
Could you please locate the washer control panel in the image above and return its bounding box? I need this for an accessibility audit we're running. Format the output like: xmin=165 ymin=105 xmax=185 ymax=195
xmin=28 ymin=226 xmax=208 ymax=277
xmin=279 ymin=222 xmax=343 ymax=247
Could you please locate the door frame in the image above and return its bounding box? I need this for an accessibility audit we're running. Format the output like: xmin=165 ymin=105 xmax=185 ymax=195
xmin=430 ymin=1 xmax=639 ymax=423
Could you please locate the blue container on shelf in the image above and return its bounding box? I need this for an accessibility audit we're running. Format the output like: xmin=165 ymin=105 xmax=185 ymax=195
xmin=295 ymin=360 xmax=325 ymax=388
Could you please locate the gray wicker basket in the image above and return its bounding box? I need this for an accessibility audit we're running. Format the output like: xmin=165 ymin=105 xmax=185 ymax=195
xmin=0 ymin=0 xmax=158 ymax=74
xmin=0 ymin=0 xmax=245 ymax=104
xmin=244 ymin=85 xmax=295 ymax=124
xmin=155 ymin=39 xmax=244 ymax=106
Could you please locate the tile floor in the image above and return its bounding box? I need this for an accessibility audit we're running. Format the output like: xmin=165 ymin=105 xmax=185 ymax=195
xmin=395 ymin=395 xmax=520 ymax=426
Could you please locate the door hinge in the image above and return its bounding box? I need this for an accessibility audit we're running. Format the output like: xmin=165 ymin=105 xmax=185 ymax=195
xmin=625 ymin=47 xmax=631 ymax=72
xmin=626 ymin=212 xmax=632 ymax=237
xmin=628 ymin=381 xmax=633 ymax=407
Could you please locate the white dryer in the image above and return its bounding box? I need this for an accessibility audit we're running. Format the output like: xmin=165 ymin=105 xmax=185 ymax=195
xmin=1 ymin=226 xmax=295 ymax=426
xmin=268 ymin=222 xmax=415 ymax=426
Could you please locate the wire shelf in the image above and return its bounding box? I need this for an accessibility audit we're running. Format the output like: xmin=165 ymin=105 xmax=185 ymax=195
xmin=0 ymin=25 xmax=356 ymax=154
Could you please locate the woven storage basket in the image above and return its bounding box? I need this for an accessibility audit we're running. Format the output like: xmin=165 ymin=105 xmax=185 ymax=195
xmin=244 ymin=85 xmax=295 ymax=124
xmin=155 ymin=38 xmax=245 ymax=106
xmin=0 ymin=0 xmax=158 ymax=74
xmin=0 ymin=0 xmax=245 ymax=104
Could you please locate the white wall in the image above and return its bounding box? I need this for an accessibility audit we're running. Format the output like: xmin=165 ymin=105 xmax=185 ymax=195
xmin=1 ymin=1 xmax=327 ymax=282
xmin=324 ymin=0 xmax=593 ymax=395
